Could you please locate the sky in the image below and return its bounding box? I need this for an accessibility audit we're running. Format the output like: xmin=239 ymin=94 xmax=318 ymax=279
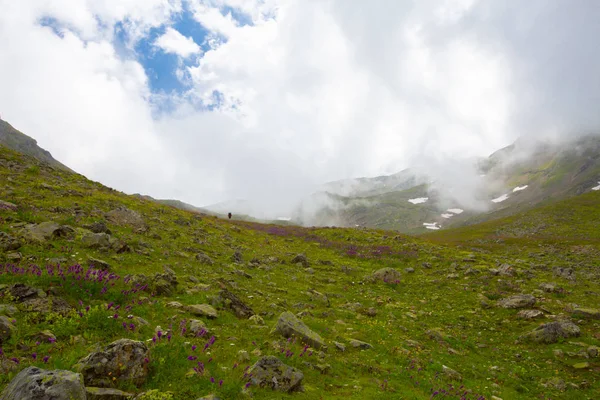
xmin=0 ymin=0 xmax=599 ymax=217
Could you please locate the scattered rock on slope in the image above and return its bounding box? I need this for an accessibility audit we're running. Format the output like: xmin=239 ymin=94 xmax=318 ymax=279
xmin=367 ymin=268 xmax=401 ymax=283
xmin=0 ymin=232 xmax=21 ymax=251
xmin=572 ymin=307 xmax=600 ymax=320
xmin=19 ymin=297 xmax=73 ymax=316
xmin=521 ymin=320 xmax=581 ymax=344
xmin=247 ymin=356 xmax=304 ymax=393
xmin=217 ymin=289 xmax=254 ymax=319
xmin=106 ymin=207 xmax=147 ymax=231
xmin=75 ymin=339 xmax=149 ymax=387
xmin=85 ymin=387 xmax=135 ymax=400
xmin=0 ymin=315 xmax=16 ymax=343
xmin=497 ymin=294 xmax=536 ymax=309
xmin=272 ymin=311 xmax=325 ymax=349
xmin=0 ymin=366 xmax=86 ymax=400
xmin=20 ymin=221 xmax=74 ymax=243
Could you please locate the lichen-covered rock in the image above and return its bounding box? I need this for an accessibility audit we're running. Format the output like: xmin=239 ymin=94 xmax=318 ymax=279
xmin=82 ymin=233 xmax=111 ymax=249
xmin=75 ymin=339 xmax=149 ymax=387
xmin=0 ymin=232 xmax=21 ymax=252
xmin=272 ymin=311 xmax=325 ymax=349
xmin=218 ymin=289 xmax=254 ymax=319
xmin=517 ymin=310 xmax=544 ymax=319
xmin=106 ymin=207 xmax=146 ymax=231
xmin=85 ymin=221 xmax=111 ymax=234
xmin=0 ymin=366 xmax=86 ymax=400
xmin=185 ymin=304 xmax=218 ymax=319
xmin=0 ymin=315 xmax=15 ymax=343
xmin=88 ymin=257 xmax=111 ymax=271
xmin=188 ymin=319 xmax=208 ymax=336
xmin=151 ymin=267 xmax=178 ymax=296
xmin=521 ymin=320 xmax=581 ymax=344
xmin=19 ymin=296 xmax=73 ymax=316
xmin=572 ymin=307 xmax=600 ymax=320
xmin=195 ymin=252 xmax=214 ymax=266
xmin=86 ymin=387 xmax=135 ymax=400
xmin=368 ymin=268 xmax=401 ymax=283
xmin=20 ymin=221 xmax=73 ymax=243
xmin=497 ymin=294 xmax=536 ymax=309
xmin=4 ymin=283 xmax=45 ymax=302
xmin=348 ymin=339 xmax=373 ymax=349
xmin=291 ymin=254 xmax=309 ymax=267
xmin=247 ymin=356 xmax=304 ymax=393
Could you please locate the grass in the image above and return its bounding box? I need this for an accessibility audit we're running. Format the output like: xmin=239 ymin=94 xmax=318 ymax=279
xmin=0 ymin=144 xmax=599 ymax=399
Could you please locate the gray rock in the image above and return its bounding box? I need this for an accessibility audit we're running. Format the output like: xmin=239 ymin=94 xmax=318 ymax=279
xmin=188 ymin=319 xmax=208 ymax=336
xmin=497 ymin=294 xmax=536 ymax=309
xmin=4 ymin=283 xmax=45 ymax=302
xmin=5 ymin=252 xmax=21 ymax=262
xmin=19 ymin=297 xmax=73 ymax=316
xmin=291 ymin=254 xmax=309 ymax=267
xmin=195 ymin=252 xmax=214 ymax=266
xmin=368 ymin=268 xmax=401 ymax=283
xmin=218 ymin=289 xmax=255 ymax=319
xmin=0 ymin=366 xmax=86 ymax=400
xmin=521 ymin=320 xmax=581 ymax=344
xmin=88 ymin=257 xmax=111 ymax=271
xmin=85 ymin=221 xmax=111 ymax=234
xmin=231 ymin=251 xmax=243 ymax=263
xmin=86 ymin=387 xmax=135 ymax=400
xmin=517 ymin=310 xmax=544 ymax=319
xmin=442 ymin=365 xmax=462 ymax=381
xmin=0 ymin=232 xmax=21 ymax=252
xmin=334 ymin=341 xmax=346 ymax=352
xmin=152 ymin=267 xmax=178 ymax=296
xmin=404 ymin=267 xmax=415 ymax=273
xmin=349 ymin=339 xmax=373 ymax=349
xmin=0 ymin=315 xmax=15 ymax=343
xmin=553 ymin=267 xmax=575 ymax=281
xmin=247 ymin=356 xmax=304 ymax=393
xmin=0 ymin=200 xmax=17 ymax=211
xmin=572 ymin=307 xmax=600 ymax=320
xmin=82 ymin=233 xmax=111 ymax=249
xmin=21 ymin=222 xmax=72 ymax=243
xmin=272 ymin=311 xmax=325 ymax=349
xmin=75 ymin=339 xmax=149 ymax=387
xmin=106 ymin=207 xmax=146 ymax=231
xmin=185 ymin=304 xmax=218 ymax=319
xmin=539 ymin=283 xmax=557 ymax=293
xmin=497 ymin=264 xmax=515 ymax=276
xmin=0 ymin=304 xmax=18 ymax=316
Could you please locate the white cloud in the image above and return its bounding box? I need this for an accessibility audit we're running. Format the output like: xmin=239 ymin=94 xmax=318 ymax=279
xmin=0 ymin=0 xmax=599 ymax=217
xmin=155 ymin=27 xmax=201 ymax=57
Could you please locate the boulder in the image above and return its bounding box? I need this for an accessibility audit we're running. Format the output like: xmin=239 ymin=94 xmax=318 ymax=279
xmin=195 ymin=252 xmax=214 ymax=266
xmin=0 ymin=366 xmax=86 ymax=400
xmin=82 ymin=233 xmax=111 ymax=249
xmin=291 ymin=254 xmax=309 ymax=267
xmin=0 ymin=232 xmax=21 ymax=252
xmin=247 ymin=356 xmax=304 ymax=393
xmin=517 ymin=310 xmax=544 ymax=319
xmin=521 ymin=320 xmax=581 ymax=344
xmin=106 ymin=207 xmax=146 ymax=231
xmin=231 ymin=251 xmax=243 ymax=263
xmin=75 ymin=339 xmax=149 ymax=387
xmin=0 ymin=315 xmax=16 ymax=343
xmin=218 ymin=289 xmax=254 ymax=319
xmin=4 ymin=283 xmax=45 ymax=302
xmin=272 ymin=311 xmax=325 ymax=349
xmin=88 ymin=257 xmax=111 ymax=271
xmin=19 ymin=297 xmax=73 ymax=316
xmin=151 ymin=267 xmax=178 ymax=296
xmin=368 ymin=268 xmax=401 ymax=283
xmin=553 ymin=267 xmax=575 ymax=280
xmin=572 ymin=307 xmax=600 ymax=320
xmin=185 ymin=304 xmax=218 ymax=319
xmin=86 ymin=387 xmax=135 ymax=400
xmin=348 ymin=339 xmax=373 ymax=350
xmin=497 ymin=294 xmax=536 ymax=309
xmin=21 ymin=222 xmax=72 ymax=243
xmin=442 ymin=365 xmax=462 ymax=381
xmin=188 ymin=319 xmax=208 ymax=336
xmin=85 ymin=221 xmax=111 ymax=234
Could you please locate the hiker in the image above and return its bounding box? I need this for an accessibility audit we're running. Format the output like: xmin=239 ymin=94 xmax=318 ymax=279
xmin=228 ymin=212 xmax=232 ymax=220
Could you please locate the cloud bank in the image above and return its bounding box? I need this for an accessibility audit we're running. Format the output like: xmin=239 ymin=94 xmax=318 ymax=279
xmin=0 ymin=0 xmax=599 ymax=218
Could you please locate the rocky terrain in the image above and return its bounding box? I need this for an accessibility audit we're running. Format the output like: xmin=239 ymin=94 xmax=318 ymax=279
xmin=0 ymin=140 xmax=599 ymax=399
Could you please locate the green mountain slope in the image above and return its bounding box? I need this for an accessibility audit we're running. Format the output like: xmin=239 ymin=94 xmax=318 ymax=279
xmin=0 ymin=139 xmax=599 ymax=399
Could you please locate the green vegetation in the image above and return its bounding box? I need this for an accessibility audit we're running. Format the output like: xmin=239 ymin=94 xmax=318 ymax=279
xmin=1 ymin=143 xmax=599 ymax=399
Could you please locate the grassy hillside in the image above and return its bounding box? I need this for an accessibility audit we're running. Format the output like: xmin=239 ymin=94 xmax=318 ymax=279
xmin=0 ymin=143 xmax=599 ymax=399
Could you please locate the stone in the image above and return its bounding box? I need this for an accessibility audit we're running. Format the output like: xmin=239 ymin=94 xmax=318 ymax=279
xmin=20 ymin=222 xmax=61 ymax=242
xmin=404 ymin=267 xmax=415 ymax=273
xmin=249 ymin=315 xmax=264 ymax=325
xmin=152 ymin=267 xmax=178 ymax=296
xmin=218 ymin=289 xmax=254 ymax=319
xmin=86 ymin=387 xmax=135 ymax=400
xmin=231 ymin=251 xmax=243 ymax=263
xmin=188 ymin=319 xmax=208 ymax=336
xmin=272 ymin=311 xmax=325 ymax=349
xmin=0 ymin=367 xmax=86 ymax=400
xmin=32 ymin=330 xmax=56 ymax=343
xmin=19 ymin=296 xmax=73 ymax=316
xmin=553 ymin=267 xmax=575 ymax=280
xmin=0 ymin=232 xmax=21 ymax=252
xmin=0 ymin=304 xmax=18 ymax=316
xmin=497 ymin=264 xmax=515 ymax=276
xmin=587 ymin=346 xmax=599 ymax=358
xmin=82 ymin=233 xmax=111 ymax=249
xmin=0 ymin=315 xmax=16 ymax=343
xmin=368 ymin=268 xmax=401 ymax=283
xmin=88 ymin=257 xmax=111 ymax=271
xmin=5 ymin=252 xmax=21 ymax=262
xmin=334 ymin=341 xmax=346 ymax=352
xmin=195 ymin=252 xmax=214 ymax=265
xmin=247 ymin=356 xmax=304 ymax=393
xmin=442 ymin=365 xmax=462 ymax=381
xmin=106 ymin=207 xmax=146 ymax=230
xmin=238 ymin=350 xmax=250 ymax=362
xmin=166 ymin=301 xmax=183 ymax=309
xmin=348 ymin=339 xmax=373 ymax=350
xmin=497 ymin=294 xmax=536 ymax=309
xmin=85 ymin=221 xmax=111 ymax=234
xmin=291 ymin=254 xmax=309 ymax=267
xmin=572 ymin=307 xmax=600 ymax=320
xmin=539 ymin=283 xmax=557 ymax=293
xmin=4 ymin=283 xmax=45 ymax=302
xmin=0 ymin=200 xmax=17 ymax=211
xmin=185 ymin=304 xmax=218 ymax=319
xmin=517 ymin=310 xmax=544 ymax=319
xmin=75 ymin=339 xmax=149 ymax=387
xmin=522 ymin=320 xmax=581 ymax=344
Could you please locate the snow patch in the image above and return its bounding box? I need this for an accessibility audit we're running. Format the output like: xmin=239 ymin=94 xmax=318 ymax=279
xmin=423 ymin=222 xmax=441 ymax=230
xmin=447 ymin=208 xmax=464 ymax=214
xmin=441 ymin=213 xmax=454 ymax=219
xmin=408 ymin=197 xmax=429 ymax=204
xmin=276 ymin=217 xmax=291 ymax=221
xmin=513 ymin=185 xmax=529 ymax=193
xmin=592 ymin=182 xmax=600 ymax=191
xmin=491 ymin=194 xmax=509 ymax=203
